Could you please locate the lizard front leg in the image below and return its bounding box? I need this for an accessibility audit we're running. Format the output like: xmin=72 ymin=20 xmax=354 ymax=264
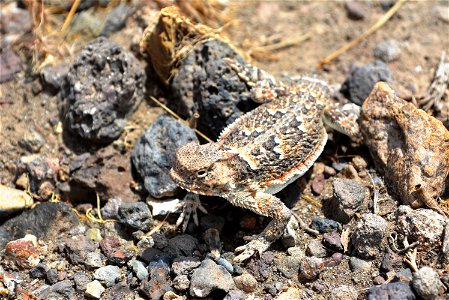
xmin=225 ymin=191 xmax=291 ymax=262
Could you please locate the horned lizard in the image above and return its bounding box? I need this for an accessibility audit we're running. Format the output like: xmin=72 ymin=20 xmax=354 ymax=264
xmin=169 ymin=62 xmax=360 ymax=262
xmin=170 ymin=64 xmax=449 ymax=262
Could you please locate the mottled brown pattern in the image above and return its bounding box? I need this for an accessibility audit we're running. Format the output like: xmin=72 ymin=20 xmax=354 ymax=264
xmin=361 ymin=82 xmax=449 ymax=216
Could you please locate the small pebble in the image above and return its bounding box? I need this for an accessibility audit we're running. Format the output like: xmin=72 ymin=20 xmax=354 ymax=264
xmin=367 ymin=281 xmax=415 ymax=300
xmin=330 ymin=284 xmax=358 ymax=300
xmin=326 ymin=178 xmax=367 ymax=223
xmin=306 ymin=240 xmax=328 ymax=258
xmin=323 ymin=231 xmax=344 ymax=252
xmin=118 ymin=202 xmax=153 ymax=231
xmin=373 ymin=275 xmax=385 ymax=285
xmin=46 ymin=269 xmax=58 ymax=284
xmin=73 ymin=272 xmax=90 ymax=292
xmin=351 ymin=213 xmax=387 ymax=259
xmin=189 ymin=259 xmax=236 ymax=297
xmin=324 ymin=165 xmax=336 ymax=177
xmin=94 ymin=265 xmax=121 ymax=287
xmin=349 ymin=257 xmax=372 ymax=272
xmin=412 ymin=267 xmax=445 ymax=300
xmin=374 ymin=39 xmax=401 ymax=63
xmin=344 ymin=1 xmax=365 ymax=20
xmin=85 ymin=280 xmax=105 ymax=299
xmin=130 ymin=260 xmax=148 ymax=281
xmin=311 ymin=217 xmax=341 ymax=234
xmin=173 ymin=274 xmax=190 ymax=292
xmin=85 ymin=252 xmax=103 ymax=269
xmin=234 ymin=272 xmax=258 ymax=293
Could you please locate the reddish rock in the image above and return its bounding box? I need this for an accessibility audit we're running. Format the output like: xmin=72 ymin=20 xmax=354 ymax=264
xmin=5 ymin=234 xmax=40 ymax=269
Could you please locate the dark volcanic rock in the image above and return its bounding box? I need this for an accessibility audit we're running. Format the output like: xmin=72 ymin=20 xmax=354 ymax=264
xmin=0 ymin=202 xmax=80 ymax=249
xmin=60 ymin=36 xmax=145 ymax=143
xmin=310 ymin=217 xmax=341 ymax=234
xmin=132 ymin=114 xmax=198 ymax=198
xmin=170 ymin=39 xmax=272 ymax=139
xmin=117 ymin=202 xmax=153 ymax=231
xmin=340 ymin=61 xmax=391 ymax=105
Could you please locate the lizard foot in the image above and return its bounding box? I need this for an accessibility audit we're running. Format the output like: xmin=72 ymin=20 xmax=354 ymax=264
xmin=233 ymin=236 xmax=271 ymax=263
xmin=176 ymin=193 xmax=208 ymax=232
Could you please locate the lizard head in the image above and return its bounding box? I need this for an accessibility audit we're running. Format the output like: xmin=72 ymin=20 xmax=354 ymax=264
xmin=170 ymin=141 xmax=237 ymax=195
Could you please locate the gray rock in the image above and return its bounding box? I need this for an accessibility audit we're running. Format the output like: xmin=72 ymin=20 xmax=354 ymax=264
xmin=85 ymin=252 xmax=103 ymax=269
xmin=395 ymin=206 xmax=446 ymax=250
xmin=330 ymin=284 xmax=358 ymax=300
xmin=344 ymin=1 xmax=365 ymax=20
xmin=224 ymin=290 xmax=245 ymax=300
xmin=39 ymin=280 xmax=76 ymax=300
xmin=19 ymin=129 xmax=45 ymax=153
xmin=170 ymin=39 xmax=272 ymax=139
xmin=100 ymin=4 xmax=132 ymax=37
xmin=351 ymin=213 xmax=387 ymax=259
xmin=130 ymin=259 xmax=148 ymax=281
xmin=167 ymin=234 xmax=199 ymax=257
xmin=190 ymin=259 xmax=236 ymax=297
xmin=29 ymin=263 xmax=48 ymax=279
xmin=326 ymin=178 xmax=368 ymax=223
xmin=100 ymin=198 xmax=122 ymax=220
xmin=73 ymin=272 xmax=90 ymax=292
xmin=40 ymin=64 xmax=69 ymax=94
xmin=173 ymin=274 xmax=190 ymax=292
xmin=46 ymin=269 xmax=58 ymax=284
xmin=140 ymin=261 xmax=172 ymax=300
xmin=171 ymin=256 xmax=201 ymax=275
xmin=65 ymin=235 xmax=99 ymax=265
xmin=349 ymin=257 xmax=372 ymax=272
xmin=310 ymin=217 xmax=341 ymax=233
xmin=374 ymin=40 xmax=401 ymax=63
xmin=367 ymin=281 xmax=415 ymax=300
xmin=340 ymin=61 xmax=392 ymax=105
xmin=131 ymin=114 xmax=198 ymax=198
xmin=412 ymin=267 xmax=445 ymax=300
xmin=60 ymin=36 xmax=145 ymax=142
xmin=264 ymin=281 xmax=283 ymax=296
xmin=306 ymin=240 xmax=328 ymax=258
xmin=380 ymin=248 xmax=402 ymax=273
xmin=396 ymin=268 xmax=414 ymax=283
xmin=85 ymin=280 xmax=105 ymax=299
xmin=118 ymin=202 xmax=153 ymax=231
xmin=15 ymin=156 xmax=60 ymax=196
xmin=94 ymin=265 xmax=121 ymax=287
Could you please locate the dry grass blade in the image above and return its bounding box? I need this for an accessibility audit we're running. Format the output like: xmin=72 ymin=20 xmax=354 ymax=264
xmin=249 ymin=33 xmax=311 ymax=55
xmin=60 ymin=0 xmax=81 ymax=32
xmin=318 ymin=0 xmax=407 ymax=68
xmin=149 ymin=96 xmax=213 ymax=143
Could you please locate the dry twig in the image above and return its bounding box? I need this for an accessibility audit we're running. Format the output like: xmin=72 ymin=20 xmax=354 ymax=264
xmin=149 ymin=96 xmax=213 ymax=143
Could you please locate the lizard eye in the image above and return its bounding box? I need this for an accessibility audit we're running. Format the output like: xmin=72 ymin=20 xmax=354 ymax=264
xmin=196 ymin=170 xmax=208 ymax=178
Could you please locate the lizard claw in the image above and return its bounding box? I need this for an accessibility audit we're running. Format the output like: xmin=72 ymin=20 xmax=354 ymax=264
xmin=233 ymin=237 xmax=271 ymax=263
xmin=175 ymin=193 xmax=208 ymax=232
